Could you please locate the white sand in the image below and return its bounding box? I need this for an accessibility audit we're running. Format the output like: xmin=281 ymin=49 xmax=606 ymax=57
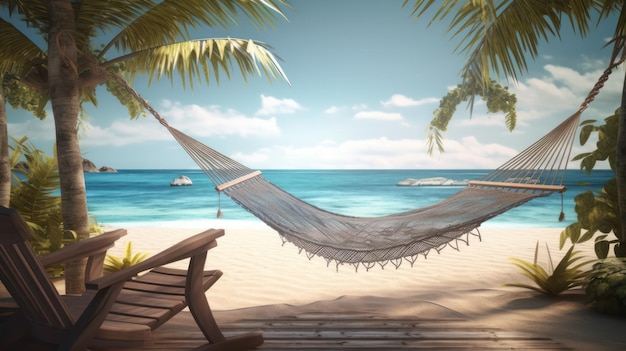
xmin=100 ymin=221 xmax=626 ymax=350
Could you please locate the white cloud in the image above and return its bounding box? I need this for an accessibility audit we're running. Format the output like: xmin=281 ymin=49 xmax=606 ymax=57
xmin=354 ymin=110 xmax=403 ymax=121
xmin=543 ymin=65 xmax=598 ymax=95
xmin=8 ymin=116 xmax=56 ymax=143
xmin=231 ymin=147 xmax=273 ymax=165
xmin=324 ymin=105 xmax=342 ymax=114
xmin=80 ymin=100 xmax=281 ymax=147
xmin=512 ymin=62 xmax=622 ymax=127
xmin=381 ymin=94 xmax=439 ymax=107
xmin=236 ymin=136 xmax=519 ymax=169
xmin=256 ymin=94 xmax=303 ymax=115
xmin=164 ymin=102 xmax=280 ymax=137
xmin=513 ymin=76 xmax=578 ymax=118
xmin=81 ymin=120 xmax=170 ymax=147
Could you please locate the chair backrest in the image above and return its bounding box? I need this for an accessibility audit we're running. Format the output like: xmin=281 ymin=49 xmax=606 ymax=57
xmin=0 ymin=206 xmax=74 ymax=330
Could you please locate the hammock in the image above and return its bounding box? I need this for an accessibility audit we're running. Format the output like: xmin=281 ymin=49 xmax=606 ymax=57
xmin=164 ymin=113 xmax=575 ymax=271
xmin=119 ymin=54 xmax=622 ymax=270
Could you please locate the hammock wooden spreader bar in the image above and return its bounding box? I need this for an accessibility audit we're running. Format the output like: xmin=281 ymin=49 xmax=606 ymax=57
xmin=114 ymin=50 xmax=623 ymax=269
xmin=468 ymin=181 xmax=566 ymax=192
xmin=215 ymin=171 xmax=263 ymax=191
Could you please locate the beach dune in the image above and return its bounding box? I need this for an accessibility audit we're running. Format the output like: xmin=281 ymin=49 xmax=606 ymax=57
xmin=87 ymin=221 xmax=626 ymax=350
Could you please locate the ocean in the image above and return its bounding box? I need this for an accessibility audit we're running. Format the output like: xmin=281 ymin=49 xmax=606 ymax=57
xmin=84 ymin=169 xmax=614 ymax=229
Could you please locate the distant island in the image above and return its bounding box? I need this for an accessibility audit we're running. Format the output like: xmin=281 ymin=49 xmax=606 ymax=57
xmin=82 ymin=159 xmax=117 ymax=173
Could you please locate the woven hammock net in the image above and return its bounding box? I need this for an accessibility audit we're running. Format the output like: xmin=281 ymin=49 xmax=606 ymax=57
xmin=139 ymin=54 xmax=622 ymax=270
xmin=163 ymin=112 xmax=576 ymax=270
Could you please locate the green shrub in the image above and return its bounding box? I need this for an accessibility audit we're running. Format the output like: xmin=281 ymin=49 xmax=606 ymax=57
xmin=9 ymin=137 xmax=102 ymax=276
xmin=585 ymin=258 xmax=626 ymax=315
xmin=505 ymin=242 xmax=593 ymax=296
xmin=9 ymin=137 xmax=67 ymax=255
xmin=560 ymin=109 xmax=623 ymax=258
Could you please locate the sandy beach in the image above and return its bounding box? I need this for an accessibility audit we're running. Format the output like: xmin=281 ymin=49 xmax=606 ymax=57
xmin=96 ymin=220 xmax=626 ymax=351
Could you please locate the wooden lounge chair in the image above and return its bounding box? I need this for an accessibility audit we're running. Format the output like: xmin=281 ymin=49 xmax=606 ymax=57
xmin=0 ymin=206 xmax=263 ymax=350
xmin=0 ymin=223 xmax=126 ymax=320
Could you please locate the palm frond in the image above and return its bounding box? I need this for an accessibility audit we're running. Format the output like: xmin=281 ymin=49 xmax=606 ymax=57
xmin=426 ymin=127 xmax=444 ymax=156
xmin=95 ymin=0 xmax=289 ymax=59
xmin=108 ymin=38 xmax=289 ymax=88
xmin=0 ymin=0 xmax=48 ymax=36
xmin=0 ymin=17 xmax=46 ymax=74
xmin=72 ymin=0 xmax=156 ymax=52
xmin=404 ymin=0 xmax=606 ymax=91
xmin=457 ymin=1 xmax=564 ymax=87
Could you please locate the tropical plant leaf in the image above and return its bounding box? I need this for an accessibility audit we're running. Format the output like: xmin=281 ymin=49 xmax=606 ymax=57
xmin=104 ymin=241 xmax=150 ymax=274
xmin=595 ymin=240 xmax=610 ymax=259
xmin=506 ymin=242 xmax=592 ymax=295
xmin=425 ymin=78 xmax=516 ymax=153
xmin=579 ymin=124 xmax=595 ymax=145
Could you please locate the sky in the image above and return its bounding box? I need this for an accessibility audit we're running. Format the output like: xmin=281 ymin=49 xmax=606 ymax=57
xmin=6 ymin=0 xmax=624 ymax=170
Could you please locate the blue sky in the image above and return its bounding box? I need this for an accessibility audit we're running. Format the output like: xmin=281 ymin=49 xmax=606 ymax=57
xmin=7 ymin=1 xmax=623 ymax=170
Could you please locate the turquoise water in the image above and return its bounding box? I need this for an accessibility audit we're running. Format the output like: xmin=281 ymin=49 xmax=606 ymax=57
xmin=84 ymin=169 xmax=613 ymax=228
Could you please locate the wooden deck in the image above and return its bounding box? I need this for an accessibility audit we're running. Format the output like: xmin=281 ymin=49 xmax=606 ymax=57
xmin=136 ymin=311 xmax=572 ymax=350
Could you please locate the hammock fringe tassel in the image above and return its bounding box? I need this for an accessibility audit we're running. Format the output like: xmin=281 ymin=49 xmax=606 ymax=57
xmin=278 ymin=228 xmax=483 ymax=272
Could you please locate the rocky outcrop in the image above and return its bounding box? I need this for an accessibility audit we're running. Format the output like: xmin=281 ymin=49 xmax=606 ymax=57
xmin=83 ymin=159 xmax=117 ymax=173
xmin=82 ymin=159 xmax=99 ymax=172
xmin=98 ymin=166 xmax=117 ymax=173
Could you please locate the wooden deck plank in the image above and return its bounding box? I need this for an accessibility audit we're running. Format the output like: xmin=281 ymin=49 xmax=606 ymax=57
xmin=124 ymin=311 xmax=571 ymax=351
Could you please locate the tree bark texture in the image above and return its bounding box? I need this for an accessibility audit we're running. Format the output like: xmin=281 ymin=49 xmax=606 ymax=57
xmin=0 ymin=80 xmax=10 ymax=208
xmin=618 ymin=69 xmax=626 ymax=245
xmin=48 ymin=0 xmax=89 ymax=295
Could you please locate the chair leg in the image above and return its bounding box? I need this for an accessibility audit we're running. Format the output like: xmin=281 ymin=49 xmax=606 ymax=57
xmin=186 ymin=253 xmax=227 ymax=344
xmin=185 ymin=254 xmax=264 ymax=350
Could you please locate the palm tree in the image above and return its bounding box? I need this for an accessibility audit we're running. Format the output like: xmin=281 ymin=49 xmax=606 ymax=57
xmin=403 ymin=0 xmax=626 ymax=251
xmin=1 ymin=0 xmax=290 ymax=294
xmin=0 ymin=15 xmax=48 ymax=207
xmin=1 ymin=73 xmax=48 ymax=207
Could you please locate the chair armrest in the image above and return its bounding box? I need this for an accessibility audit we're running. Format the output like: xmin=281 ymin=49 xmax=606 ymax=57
xmin=39 ymin=229 xmax=127 ymax=266
xmin=39 ymin=229 xmax=127 ymax=280
xmin=85 ymin=228 xmax=224 ymax=290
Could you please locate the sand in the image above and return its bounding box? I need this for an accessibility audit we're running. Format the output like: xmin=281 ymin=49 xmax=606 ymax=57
xmin=91 ymin=221 xmax=626 ymax=350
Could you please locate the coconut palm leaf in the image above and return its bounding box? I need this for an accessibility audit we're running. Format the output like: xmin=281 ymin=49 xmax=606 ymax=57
xmin=404 ymin=0 xmax=621 ymax=91
xmin=94 ymin=0 xmax=288 ymax=56
xmin=108 ymin=37 xmax=288 ymax=88
xmin=0 ymin=17 xmax=45 ymax=74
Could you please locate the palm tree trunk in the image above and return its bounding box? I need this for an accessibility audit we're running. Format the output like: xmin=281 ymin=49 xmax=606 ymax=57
xmin=48 ymin=0 xmax=90 ymax=294
xmin=0 ymin=79 xmax=9 ymax=208
xmin=618 ymin=69 xmax=626 ymax=250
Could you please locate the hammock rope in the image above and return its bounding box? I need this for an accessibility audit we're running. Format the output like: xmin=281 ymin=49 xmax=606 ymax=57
xmin=113 ymin=52 xmax=623 ymax=270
